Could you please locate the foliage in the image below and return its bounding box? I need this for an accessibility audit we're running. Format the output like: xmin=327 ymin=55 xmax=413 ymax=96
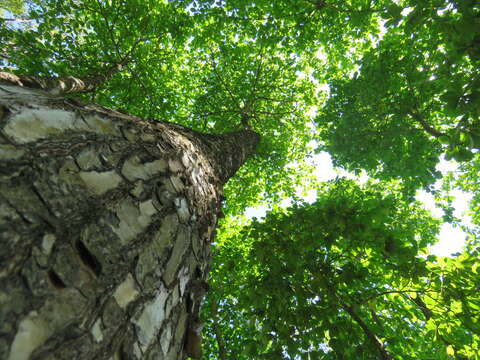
xmin=317 ymin=0 xmax=480 ymax=193
xmin=455 ymin=153 xmax=480 ymax=227
xmin=204 ymin=179 xmax=479 ymax=359
xmin=0 ymin=0 xmax=24 ymax=15
xmin=1 ymin=0 xmax=480 ymax=358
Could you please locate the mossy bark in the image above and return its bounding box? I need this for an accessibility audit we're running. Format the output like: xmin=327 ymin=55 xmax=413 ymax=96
xmin=0 ymin=79 xmax=259 ymax=360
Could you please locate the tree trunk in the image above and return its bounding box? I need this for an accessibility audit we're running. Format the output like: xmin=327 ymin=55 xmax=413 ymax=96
xmin=0 ymin=79 xmax=259 ymax=360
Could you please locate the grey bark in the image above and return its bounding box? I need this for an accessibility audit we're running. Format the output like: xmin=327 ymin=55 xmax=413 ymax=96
xmin=0 ymin=77 xmax=259 ymax=360
xmin=0 ymin=61 xmax=126 ymax=95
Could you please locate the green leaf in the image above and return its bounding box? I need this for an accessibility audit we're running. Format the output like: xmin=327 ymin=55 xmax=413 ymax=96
xmin=446 ymin=345 xmax=455 ymax=356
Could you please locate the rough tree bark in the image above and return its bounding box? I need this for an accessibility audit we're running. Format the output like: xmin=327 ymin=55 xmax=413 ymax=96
xmin=0 ymin=76 xmax=259 ymax=360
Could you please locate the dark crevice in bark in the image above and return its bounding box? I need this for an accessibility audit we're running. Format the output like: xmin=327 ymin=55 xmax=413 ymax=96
xmin=0 ymin=104 xmax=11 ymax=120
xmin=19 ymin=272 xmax=33 ymax=295
xmin=47 ymin=270 xmax=67 ymax=289
xmin=75 ymin=240 xmax=103 ymax=277
xmin=1 ymin=194 xmax=32 ymax=224
xmin=30 ymin=183 xmax=57 ymax=219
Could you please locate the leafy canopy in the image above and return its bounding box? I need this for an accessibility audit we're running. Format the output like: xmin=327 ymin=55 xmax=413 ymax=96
xmin=205 ymin=180 xmax=479 ymax=359
xmin=318 ymin=0 xmax=480 ymax=192
xmin=1 ymin=0 xmax=480 ymax=359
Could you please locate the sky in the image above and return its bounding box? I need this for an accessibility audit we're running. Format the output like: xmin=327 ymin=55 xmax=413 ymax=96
xmin=246 ymin=152 xmax=472 ymax=257
xmin=417 ymin=159 xmax=472 ymax=257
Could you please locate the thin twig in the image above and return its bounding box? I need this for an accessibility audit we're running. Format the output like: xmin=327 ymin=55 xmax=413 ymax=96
xmin=209 ymin=51 xmax=239 ymax=107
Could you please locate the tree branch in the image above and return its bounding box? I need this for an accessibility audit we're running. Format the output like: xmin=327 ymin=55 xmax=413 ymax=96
xmin=319 ymin=271 xmax=394 ymax=360
xmin=340 ymin=302 xmax=394 ymax=360
xmin=408 ymin=295 xmax=433 ymax=320
xmin=0 ymin=58 xmax=129 ymax=95
xmin=249 ymin=47 xmax=265 ymax=104
xmin=409 ymin=111 xmax=447 ymax=138
xmin=359 ymin=289 xmax=434 ymax=305
xmin=254 ymin=109 xmax=296 ymax=116
xmin=305 ymin=0 xmax=385 ymax=14
xmin=199 ymin=109 xmax=241 ymax=117
xmin=1 ymin=18 xmax=35 ymax=22
xmin=208 ymin=52 xmax=239 ymax=107
xmin=211 ymin=301 xmax=228 ymax=360
xmin=408 ymin=295 xmax=471 ymax=359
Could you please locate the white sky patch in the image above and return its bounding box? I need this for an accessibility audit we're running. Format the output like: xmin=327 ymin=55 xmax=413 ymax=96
xmin=310 ymin=151 xmax=335 ymax=182
xmin=376 ymin=20 xmax=388 ymax=43
xmin=401 ymin=7 xmax=414 ymax=16
xmin=416 ymin=188 xmax=472 ymax=256
xmin=306 ymin=105 xmax=318 ymax=119
xmin=416 ymin=157 xmax=473 ymax=256
xmin=317 ymin=83 xmax=330 ymax=95
xmin=430 ymin=223 xmax=468 ymax=257
xmin=315 ymin=48 xmax=328 ymax=62
xmin=244 ymin=206 xmax=267 ymax=219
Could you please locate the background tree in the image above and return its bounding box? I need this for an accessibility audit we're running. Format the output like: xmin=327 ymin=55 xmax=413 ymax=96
xmin=317 ymin=0 xmax=480 ymax=193
xmin=204 ymin=180 xmax=479 ymax=359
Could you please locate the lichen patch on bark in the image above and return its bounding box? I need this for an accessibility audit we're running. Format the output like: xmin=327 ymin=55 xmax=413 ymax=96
xmin=0 ymin=144 xmax=25 ymax=160
xmin=79 ymin=170 xmax=123 ymax=195
xmin=121 ymin=156 xmax=168 ymax=182
xmin=91 ymin=319 xmax=104 ymax=343
xmin=133 ymin=286 xmax=169 ymax=352
xmin=113 ymin=273 xmax=139 ymax=309
xmin=4 ymin=108 xmax=85 ymax=143
xmin=110 ymin=198 xmax=157 ymax=244
xmin=7 ymin=311 xmax=52 ymax=360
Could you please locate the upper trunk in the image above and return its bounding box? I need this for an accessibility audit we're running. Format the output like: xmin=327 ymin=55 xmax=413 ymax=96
xmin=0 ymin=77 xmax=259 ymax=360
